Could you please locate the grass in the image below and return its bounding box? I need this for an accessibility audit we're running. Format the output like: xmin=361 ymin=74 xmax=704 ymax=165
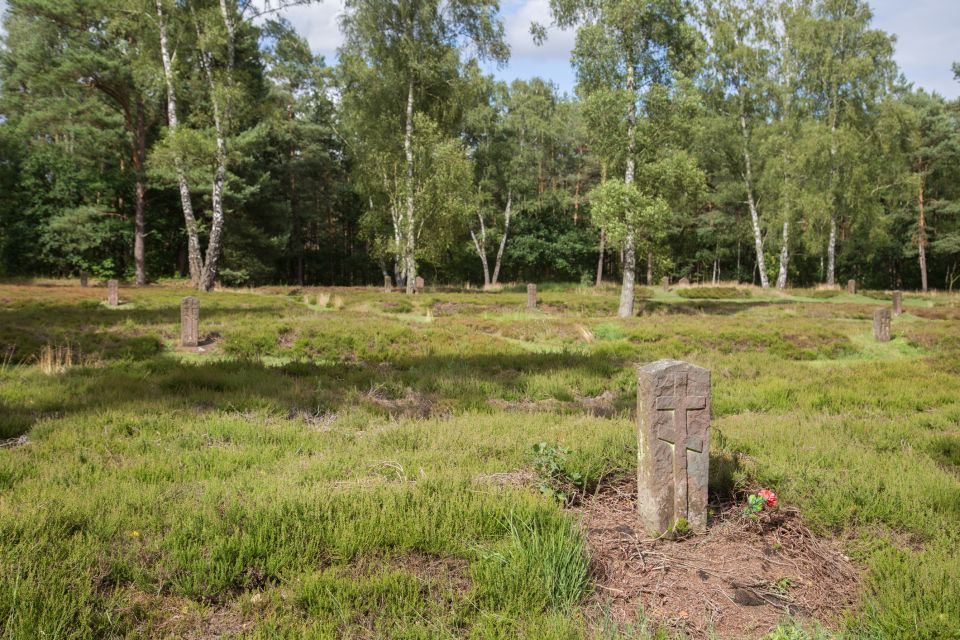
xmin=0 ymin=281 xmax=959 ymax=638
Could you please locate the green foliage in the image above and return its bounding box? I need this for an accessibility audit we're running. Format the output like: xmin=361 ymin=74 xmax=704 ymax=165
xmin=587 ymin=179 xmax=669 ymax=251
xmin=532 ymin=442 xmax=585 ymax=505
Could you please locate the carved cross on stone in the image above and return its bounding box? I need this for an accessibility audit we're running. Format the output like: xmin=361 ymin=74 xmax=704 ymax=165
xmin=655 ymin=372 xmax=707 ymax=522
xmin=637 ymin=360 xmax=711 ymax=535
xmin=181 ymin=296 xmax=200 ymax=348
xmin=107 ymin=280 xmax=119 ymax=307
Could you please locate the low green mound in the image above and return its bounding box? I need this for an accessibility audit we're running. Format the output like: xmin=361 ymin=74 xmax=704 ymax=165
xmin=676 ymin=287 xmax=751 ymax=300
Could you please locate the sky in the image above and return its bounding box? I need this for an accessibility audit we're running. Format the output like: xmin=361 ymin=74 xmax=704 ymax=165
xmin=269 ymin=0 xmax=960 ymax=99
xmin=0 ymin=0 xmax=958 ymax=98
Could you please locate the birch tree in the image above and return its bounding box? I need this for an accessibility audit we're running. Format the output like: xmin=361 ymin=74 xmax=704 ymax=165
xmin=340 ymin=0 xmax=507 ymax=293
xmin=544 ymin=0 xmax=698 ymax=316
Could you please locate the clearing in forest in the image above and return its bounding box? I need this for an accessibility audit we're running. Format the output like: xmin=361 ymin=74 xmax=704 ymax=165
xmin=0 ymin=281 xmax=958 ymax=639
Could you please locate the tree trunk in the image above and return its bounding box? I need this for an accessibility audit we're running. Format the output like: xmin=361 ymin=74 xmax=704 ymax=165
xmin=740 ymin=111 xmax=768 ymax=288
xmin=618 ymin=60 xmax=638 ymax=318
xmin=132 ymin=99 xmax=148 ymax=287
xmin=596 ymin=229 xmax=605 ymax=287
xmin=826 ymin=116 xmax=839 ymax=287
xmin=289 ymin=107 xmax=303 ymax=285
xmin=155 ymin=0 xmax=203 ymax=288
xmin=826 ymin=215 xmax=837 ymax=287
xmin=918 ymin=174 xmax=928 ymax=293
xmin=403 ymin=74 xmax=417 ymax=295
xmin=775 ymin=219 xmax=790 ymax=289
xmin=618 ymin=234 xmax=637 ymax=317
xmin=198 ymin=0 xmax=236 ymax=291
xmin=469 ymin=213 xmax=491 ymax=287
xmin=491 ymin=190 xmax=511 ymax=286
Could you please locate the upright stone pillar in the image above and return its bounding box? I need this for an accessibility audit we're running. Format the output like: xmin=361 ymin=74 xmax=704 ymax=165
xmin=181 ymin=296 xmax=200 ymax=348
xmin=79 ymin=271 xmax=89 ymax=288
xmin=661 ymin=276 xmax=670 ymax=291
xmin=892 ymin=290 xmax=903 ymax=315
xmin=873 ymin=308 xmax=891 ymax=342
xmin=414 ymin=276 xmax=425 ymax=294
xmin=527 ymin=283 xmax=537 ymax=310
xmin=637 ymin=360 xmax=711 ymax=535
xmin=107 ymin=280 xmax=119 ymax=307
xmin=847 ymin=279 xmax=857 ymax=294
xmin=384 ymin=275 xmax=392 ymax=293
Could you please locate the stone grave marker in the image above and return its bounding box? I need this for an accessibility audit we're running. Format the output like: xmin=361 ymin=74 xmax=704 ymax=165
xmin=181 ymin=297 xmax=200 ymax=348
xmin=847 ymin=279 xmax=856 ymax=294
xmin=637 ymin=359 xmax=711 ymax=535
xmin=384 ymin=275 xmax=392 ymax=293
xmin=107 ymin=280 xmax=119 ymax=307
xmin=661 ymin=276 xmax=670 ymax=291
xmin=80 ymin=271 xmax=88 ymax=288
xmin=892 ymin=290 xmax=903 ymax=315
xmin=873 ymin=308 xmax=891 ymax=342
xmin=415 ymin=276 xmax=425 ymax=293
xmin=527 ymin=283 xmax=537 ymax=310
xmin=678 ymin=277 xmax=690 ymax=286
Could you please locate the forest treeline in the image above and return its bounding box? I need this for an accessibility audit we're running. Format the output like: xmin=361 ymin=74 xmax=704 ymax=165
xmin=1 ymin=0 xmax=958 ymax=305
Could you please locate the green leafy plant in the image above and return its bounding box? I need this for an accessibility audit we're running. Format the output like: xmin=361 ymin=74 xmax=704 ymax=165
xmin=531 ymin=442 xmax=584 ymax=505
xmin=670 ymin=517 xmax=692 ymax=539
xmin=772 ymin=576 xmax=795 ymax=594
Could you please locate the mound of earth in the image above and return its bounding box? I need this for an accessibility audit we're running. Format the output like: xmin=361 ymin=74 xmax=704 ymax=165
xmin=575 ymin=479 xmax=859 ymax=639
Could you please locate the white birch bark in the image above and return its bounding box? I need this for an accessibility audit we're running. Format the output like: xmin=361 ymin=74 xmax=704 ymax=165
xmin=403 ymin=75 xmax=416 ymax=294
xmin=155 ymin=0 xmax=203 ymax=287
xmin=618 ymin=60 xmax=638 ymax=318
xmin=491 ymin=191 xmax=512 ymax=286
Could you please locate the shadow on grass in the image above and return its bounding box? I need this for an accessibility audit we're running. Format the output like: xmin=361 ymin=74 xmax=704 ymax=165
xmin=0 ymin=349 xmax=636 ymax=439
xmin=0 ymin=303 xmax=289 ymax=364
xmin=639 ymin=300 xmax=794 ymax=316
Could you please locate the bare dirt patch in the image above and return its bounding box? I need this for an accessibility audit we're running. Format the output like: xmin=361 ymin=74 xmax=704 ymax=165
xmin=576 ymin=479 xmax=859 ymax=639
xmin=364 ymin=387 xmax=443 ymax=419
xmin=489 ymin=390 xmax=620 ymax=417
xmin=347 ymin=551 xmax=471 ymax=593
xmin=115 ymin=587 xmax=253 ymax=640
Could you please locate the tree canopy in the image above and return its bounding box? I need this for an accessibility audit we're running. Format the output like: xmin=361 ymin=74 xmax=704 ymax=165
xmin=1 ymin=0 xmax=958 ymax=294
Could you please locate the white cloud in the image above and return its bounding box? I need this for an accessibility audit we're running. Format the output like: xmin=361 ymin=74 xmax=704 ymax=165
xmin=502 ymin=0 xmax=575 ymax=59
xmin=272 ymin=0 xmax=575 ymax=62
xmin=272 ymin=0 xmax=346 ymax=57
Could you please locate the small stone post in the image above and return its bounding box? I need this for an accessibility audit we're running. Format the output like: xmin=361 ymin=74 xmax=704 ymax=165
xmin=527 ymin=283 xmax=537 ymax=310
xmin=892 ymin=290 xmax=903 ymax=315
xmin=637 ymin=360 xmax=711 ymax=536
xmin=181 ymin=296 xmax=200 ymax=348
xmin=873 ymin=308 xmax=891 ymax=342
xmin=678 ymin=277 xmax=690 ymax=286
xmin=847 ymin=279 xmax=857 ymax=294
xmin=107 ymin=279 xmax=119 ymax=307
xmin=384 ymin=275 xmax=392 ymax=293
xmin=414 ymin=276 xmax=425 ymax=293
xmin=661 ymin=276 xmax=670 ymax=291
xmin=79 ymin=271 xmax=88 ymax=287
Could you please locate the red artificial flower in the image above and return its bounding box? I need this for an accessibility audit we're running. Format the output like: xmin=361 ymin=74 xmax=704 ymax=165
xmin=758 ymin=489 xmax=778 ymax=508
